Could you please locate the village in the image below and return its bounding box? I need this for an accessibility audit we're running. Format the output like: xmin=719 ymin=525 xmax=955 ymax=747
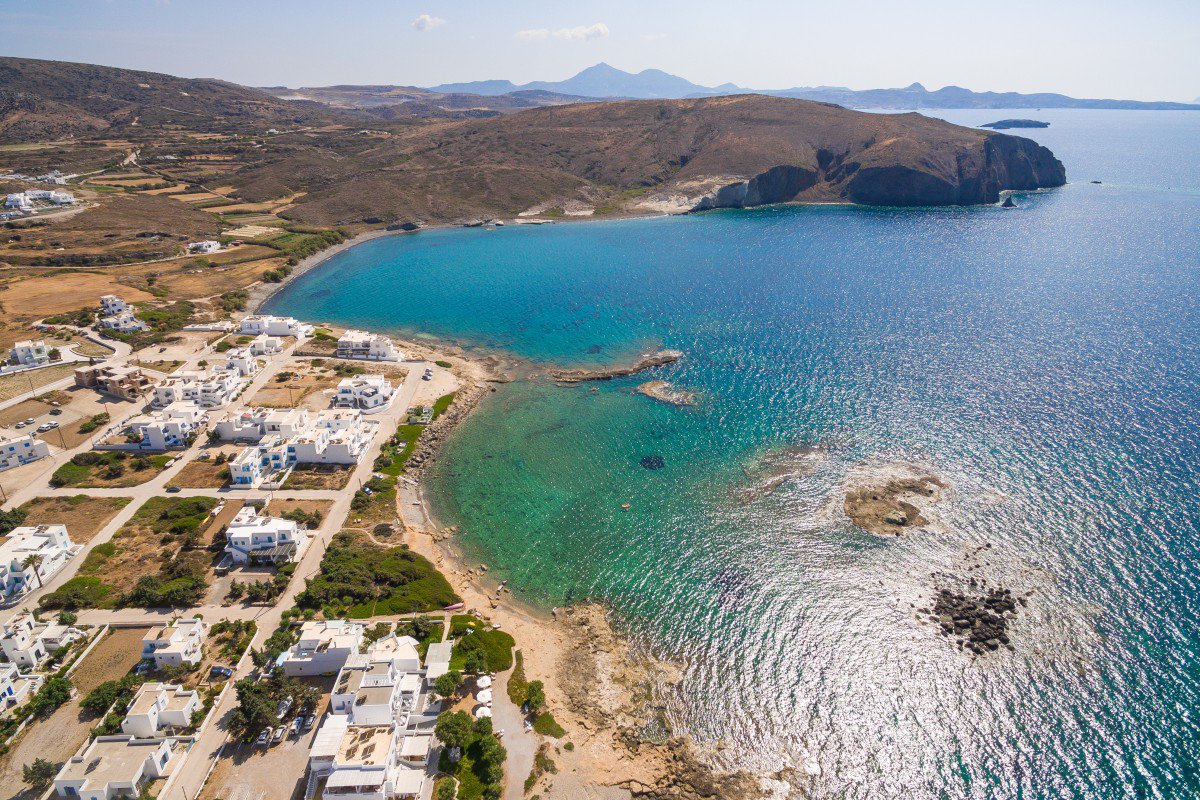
xmin=0 ymin=297 xmax=543 ymax=800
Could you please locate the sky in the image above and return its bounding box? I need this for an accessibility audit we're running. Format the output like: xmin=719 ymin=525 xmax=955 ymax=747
xmin=1 ymin=0 xmax=1198 ymax=101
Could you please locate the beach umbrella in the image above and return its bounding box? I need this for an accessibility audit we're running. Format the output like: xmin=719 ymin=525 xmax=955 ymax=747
xmin=476 ymin=676 xmax=493 ymax=688
xmin=477 ymin=689 xmax=493 ymax=704
xmin=474 ymin=705 xmax=492 ymax=719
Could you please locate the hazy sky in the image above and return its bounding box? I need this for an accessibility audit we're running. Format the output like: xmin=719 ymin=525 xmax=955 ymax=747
xmin=2 ymin=0 xmax=1197 ymax=101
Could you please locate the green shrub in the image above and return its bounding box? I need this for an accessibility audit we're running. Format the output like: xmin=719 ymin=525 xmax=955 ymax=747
xmin=533 ymin=713 xmax=566 ymax=738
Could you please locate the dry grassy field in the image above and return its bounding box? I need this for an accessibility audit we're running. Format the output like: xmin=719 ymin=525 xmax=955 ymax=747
xmin=17 ymin=494 xmax=132 ymax=543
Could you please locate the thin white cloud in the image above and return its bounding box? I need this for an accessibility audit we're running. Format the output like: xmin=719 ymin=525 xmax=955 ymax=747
xmin=516 ymin=22 xmax=609 ymax=42
xmin=412 ymin=13 xmax=445 ymax=31
xmin=640 ymin=33 xmax=668 ymax=42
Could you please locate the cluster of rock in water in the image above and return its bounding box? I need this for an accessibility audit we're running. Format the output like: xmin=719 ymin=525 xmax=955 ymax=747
xmin=922 ymin=583 xmax=1023 ymax=655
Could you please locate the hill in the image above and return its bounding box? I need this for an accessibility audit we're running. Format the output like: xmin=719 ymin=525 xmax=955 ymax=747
xmin=229 ymin=94 xmax=1064 ymax=225
xmin=0 ymin=56 xmax=337 ymax=142
xmin=258 ymin=84 xmax=598 ymax=118
xmin=429 ymin=63 xmax=1200 ymax=110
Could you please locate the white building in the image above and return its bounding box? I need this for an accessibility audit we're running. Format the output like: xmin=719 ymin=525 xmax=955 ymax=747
xmin=0 ymin=662 xmax=43 ymax=717
xmin=333 ymin=374 xmax=395 ymax=413
xmin=126 ymin=401 xmax=208 ymax=450
xmin=281 ymin=620 xmax=363 ymax=677
xmin=187 ymin=240 xmax=221 ymax=254
xmin=54 ymin=736 xmax=179 ymax=800
xmin=239 ymin=314 xmax=313 ymax=339
xmin=337 ymin=330 xmax=402 ymax=362
xmin=140 ymin=618 xmax=205 ymax=669
xmin=309 ymin=722 xmax=426 ymax=800
xmin=219 ymin=347 xmax=260 ymax=378
xmin=152 ymin=368 xmax=243 ymax=409
xmin=330 ymin=636 xmax=424 ymax=726
xmin=0 ymin=612 xmax=83 ymax=669
xmin=121 ymin=682 xmax=201 ymax=738
xmin=99 ymin=310 xmax=149 ymax=333
xmin=226 ymin=411 xmax=372 ymax=488
xmin=215 ymin=407 xmax=310 ymax=442
xmin=249 ymin=334 xmax=283 ymax=356
xmin=224 ymin=505 xmax=309 ymax=565
xmin=10 ymin=339 xmax=51 ymax=366
xmin=100 ymin=295 xmax=130 ymax=316
xmin=423 ymin=642 xmax=453 ymax=687
xmin=0 ymin=434 xmax=52 ymax=472
xmin=0 ymin=525 xmax=75 ymax=604
xmin=4 ymin=193 xmax=32 ymax=211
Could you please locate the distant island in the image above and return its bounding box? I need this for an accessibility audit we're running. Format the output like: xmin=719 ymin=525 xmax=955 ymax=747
xmin=981 ymin=119 xmax=1051 ymax=130
xmin=424 ymin=62 xmax=1200 ymax=111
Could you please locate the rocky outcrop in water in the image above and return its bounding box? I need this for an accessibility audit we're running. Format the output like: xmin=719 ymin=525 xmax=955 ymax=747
xmin=981 ymin=119 xmax=1051 ymax=129
xmin=636 ymin=380 xmax=697 ymax=406
xmin=925 ymin=585 xmax=1020 ymax=655
xmin=550 ymin=349 xmax=683 ymax=382
xmin=843 ymin=465 xmax=947 ymax=536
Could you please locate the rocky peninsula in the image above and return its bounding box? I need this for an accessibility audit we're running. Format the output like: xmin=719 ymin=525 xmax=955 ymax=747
xmin=549 ymin=349 xmax=683 ymax=382
xmin=636 ymin=380 xmax=697 ymax=406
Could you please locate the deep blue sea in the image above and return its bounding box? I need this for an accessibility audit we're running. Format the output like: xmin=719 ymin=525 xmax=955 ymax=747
xmin=266 ymin=109 xmax=1200 ymax=799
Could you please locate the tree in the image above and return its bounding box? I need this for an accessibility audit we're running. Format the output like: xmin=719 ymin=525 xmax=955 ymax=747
xmin=229 ymin=678 xmax=276 ymax=741
xmin=29 ymin=674 xmax=73 ymax=716
xmin=57 ymin=610 xmax=78 ymax=626
xmin=525 ymin=680 xmax=546 ymax=713
xmin=434 ymin=710 xmax=474 ymax=751
xmin=483 ymin=785 xmax=502 ymax=800
xmin=463 ymin=648 xmax=488 ymax=674
xmin=477 ymin=734 xmax=506 ymax=784
xmin=22 ymin=758 xmax=57 ymax=790
xmin=434 ymin=670 xmax=461 ymax=700
xmin=473 ymin=715 xmax=493 ymax=736
xmin=47 ymin=347 xmax=61 ymax=362
xmin=434 ymin=780 xmax=457 ymax=800
xmin=21 ymin=554 xmax=44 ymax=588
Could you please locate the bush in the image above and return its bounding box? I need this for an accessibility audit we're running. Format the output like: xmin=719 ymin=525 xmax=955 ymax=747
xmin=22 ymin=758 xmax=57 ymax=791
xmin=453 ymin=629 xmax=515 ymax=673
xmin=533 ymin=713 xmax=566 ymax=738
xmin=0 ymin=507 xmax=28 ymax=535
xmin=39 ymin=576 xmax=112 ymax=610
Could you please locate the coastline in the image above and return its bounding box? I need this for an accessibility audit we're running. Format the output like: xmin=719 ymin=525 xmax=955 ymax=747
xmin=253 ymin=216 xmax=769 ymax=798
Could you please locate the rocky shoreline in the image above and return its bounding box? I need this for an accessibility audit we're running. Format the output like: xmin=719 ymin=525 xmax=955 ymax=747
xmin=550 ymin=349 xmax=683 ymax=382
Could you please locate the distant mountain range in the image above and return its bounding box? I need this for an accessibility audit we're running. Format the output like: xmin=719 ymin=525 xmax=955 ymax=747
xmin=430 ymin=62 xmax=1200 ymax=110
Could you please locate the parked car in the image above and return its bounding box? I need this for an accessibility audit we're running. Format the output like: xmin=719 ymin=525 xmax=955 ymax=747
xmin=209 ymin=665 xmax=233 ymax=679
xmin=289 ymin=717 xmax=303 ymax=737
xmin=302 ymin=714 xmax=316 ymax=732
xmin=22 ymin=418 xmax=35 ymax=426
xmin=49 ymin=408 xmax=62 ymax=416
xmin=271 ymin=726 xmax=286 ymax=744
xmin=165 ymin=485 xmax=181 ymax=493
xmin=276 ymin=695 xmax=293 ymax=719
xmin=36 ymin=424 xmax=52 ymax=433
xmin=45 ymin=421 xmax=59 ymax=429
xmin=14 ymin=421 xmax=27 ymax=428
xmin=255 ymin=729 xmax=270 ymax=746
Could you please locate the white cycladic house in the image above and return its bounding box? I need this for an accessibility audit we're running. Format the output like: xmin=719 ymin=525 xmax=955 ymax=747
xmin=249 ymin=334 xmax=283 ymax=356
xmin=281 ymin=620 xmax=363 ymax=677
xmin=224 ymin=505 xmax=309 ymax=565
xmin=99 ymin=311 xmax=149 ymax=333
xmin=54 ymin=736 xmax=178 ymax=800
xmin=329 ymin=636 xmax=424 ymax=726
xmin=187 ymin=240 xmax=221 ymax=254
xmin=215 ymin=407 xmax=310 ymax=442
xmin=0 ymin=434 xmax=52 ymax=472
xmin=10 ymin=339 xmax=51 ymax=366
xmin=126 ymin=401 xmax=208 ymax=450
xmin=152 ymin=369 xmax=243 ymax=409
xmin=0 ymin=612 xmax=83 ymax=669
xmin=121 ymin=682 xmax=201 ymax=738
xmin=337 ymin=330 xmax=402 ymax=362
xmin=238 ymin=315 xmax=313 ymax=339
xmin=100 ymin=295 xmax=130 ymax=316
xmin=4 ymin=193 xmax=32 ymax=211
xmin=333 ymin=374 xmax=395 ymax=413
xmin=220 ymin=348 xmax=260 ymax=378
xmin=0 ymin=662 xmax=44 ymax=716
xmin=0 ymin=525 xmax=75 ymax=604
xmin=226 ymin=410 xmax=372 ymax=488
xmin=423 ymin=642 xmax=453 ymax=687
xmin=140 ymin=619 xmax=205 ymax=668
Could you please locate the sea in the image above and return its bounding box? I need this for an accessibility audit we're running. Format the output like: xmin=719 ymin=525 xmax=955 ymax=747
xmin=265 ymin=108 xmax=1200 ymax=799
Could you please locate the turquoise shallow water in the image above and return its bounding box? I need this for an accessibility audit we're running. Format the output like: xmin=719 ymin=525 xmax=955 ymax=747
xmin=266 ymin=109 xmax=1200 ymax=798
